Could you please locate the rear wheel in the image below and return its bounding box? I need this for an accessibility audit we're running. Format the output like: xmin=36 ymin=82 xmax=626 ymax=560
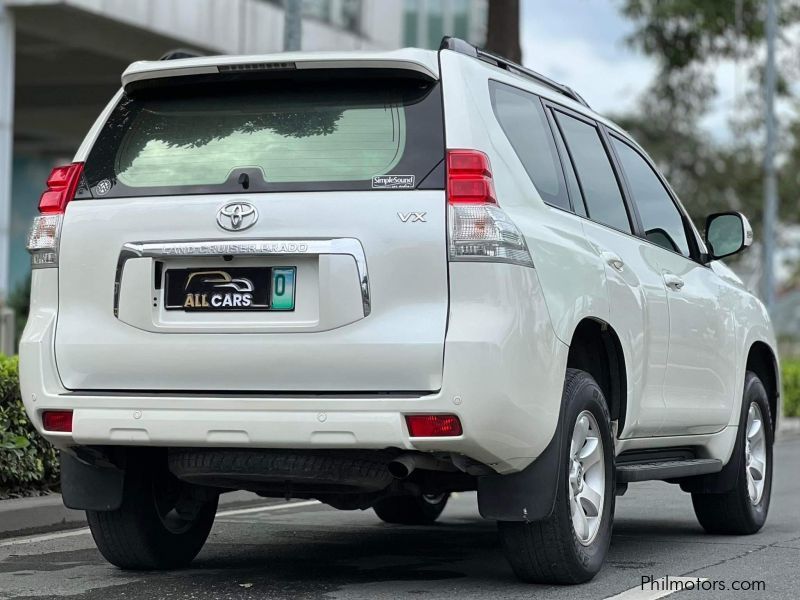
xmin=692 ymin=372 xmax=773 ymax=535
xmin=87 ymin=455 xmax=218 ymax=570
xmin=498 ymin=369 xmax=614 ymax=584
xmin=373 ymin=493 xmax=449 ymax=525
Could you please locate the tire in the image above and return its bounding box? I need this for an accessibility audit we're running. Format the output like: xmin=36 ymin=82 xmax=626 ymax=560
xmin=692 ymin=371 xmax=773 ymax=535
xmin=87 ymin=453 xmax=218 ymax=570
xmin=498 ymin=368 xmax=615 ymax=584
xmin=373 ymin=493 xmax=450 ymax=525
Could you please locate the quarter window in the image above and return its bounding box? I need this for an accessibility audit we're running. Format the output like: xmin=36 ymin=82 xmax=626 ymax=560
xmin=489 ymin=82 xmax=570 ymax=211
xmin=612 ymin=138 xmax=691 ymax=257
xmin=554 ymin=112 xmax=631 ymax=233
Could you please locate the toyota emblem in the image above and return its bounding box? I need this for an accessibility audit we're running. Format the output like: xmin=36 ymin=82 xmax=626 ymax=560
xmin=217 ymin=202 xmax=258 ymax=232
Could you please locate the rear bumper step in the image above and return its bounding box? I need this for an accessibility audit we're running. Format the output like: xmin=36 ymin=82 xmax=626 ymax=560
xmin=616 ymin=458 xmax=723 ymax=483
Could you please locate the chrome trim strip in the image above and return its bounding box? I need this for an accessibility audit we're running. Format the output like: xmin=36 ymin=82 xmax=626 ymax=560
xmin=115 ymin=238 xmax=371 ymax=317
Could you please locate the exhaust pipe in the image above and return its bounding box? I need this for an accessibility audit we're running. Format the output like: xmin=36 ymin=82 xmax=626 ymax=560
xmin=388 ymin=455 xmax=417 ymax=479
xmin=388 ymin=453 xmax=457 ymax=479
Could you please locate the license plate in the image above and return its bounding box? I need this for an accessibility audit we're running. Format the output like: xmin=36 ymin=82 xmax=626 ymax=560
xmin=164 ymin=267 xmax=295 ymax=311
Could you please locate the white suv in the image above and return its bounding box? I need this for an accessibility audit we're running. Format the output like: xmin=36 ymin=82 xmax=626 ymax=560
xmin=20 ymin=38 xmax=780 ymax=584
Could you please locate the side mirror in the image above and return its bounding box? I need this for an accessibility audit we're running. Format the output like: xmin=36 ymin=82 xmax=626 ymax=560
xmin=705 ymin=212 xmax=753 ymax=260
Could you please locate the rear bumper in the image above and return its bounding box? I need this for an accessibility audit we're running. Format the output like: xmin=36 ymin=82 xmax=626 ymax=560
xmin=20 ymin=264 xmax=568 ymax=474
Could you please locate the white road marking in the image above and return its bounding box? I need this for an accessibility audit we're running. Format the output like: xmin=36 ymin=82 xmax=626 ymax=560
xmin=605 ymin=577 xmax=710 ymax=600
xmin=0 ymin=499 xmax=322 ymax=548
xmin=0 ymin=527 xmax=91 ymax=547
xmin=216 ymin=499 xmax=321 ymax=517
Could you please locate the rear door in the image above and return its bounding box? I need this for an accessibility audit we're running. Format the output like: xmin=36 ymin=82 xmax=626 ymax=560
xmin=55 ymin=68 xmax=448 ymax=392
xmin=549 ymin=107 xmax=670 ymax=438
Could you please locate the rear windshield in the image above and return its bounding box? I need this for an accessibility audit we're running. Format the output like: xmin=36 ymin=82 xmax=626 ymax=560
xmin=81 ymin=72 xmax=444 ymax=198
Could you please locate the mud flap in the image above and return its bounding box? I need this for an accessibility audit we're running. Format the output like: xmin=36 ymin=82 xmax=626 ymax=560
xmin=476 ymin=423 xmax=564 ymax=522
xmin=60 ymin=450 xmax=125 ymax=512
xmin=679 ymin=426 xmax=742 ymax=494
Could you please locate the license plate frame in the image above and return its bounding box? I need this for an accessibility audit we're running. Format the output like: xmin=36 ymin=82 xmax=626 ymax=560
xmin=163 ymin=266 xmax=296 ymax=312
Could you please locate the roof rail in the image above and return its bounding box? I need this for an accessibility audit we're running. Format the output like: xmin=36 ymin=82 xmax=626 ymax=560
xmin=159 ymin=49 xmax=204 ymax=61
xmin=439 ymin=37 xmax=591 ymax=109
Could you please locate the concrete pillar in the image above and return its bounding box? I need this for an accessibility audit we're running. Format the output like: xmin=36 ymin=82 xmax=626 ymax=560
xmin=0 ymin=1 xmax=14 ymax=301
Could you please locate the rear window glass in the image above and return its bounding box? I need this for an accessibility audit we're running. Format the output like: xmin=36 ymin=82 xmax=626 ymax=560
xmin=81 ymin=73 xmax=444 ymax=198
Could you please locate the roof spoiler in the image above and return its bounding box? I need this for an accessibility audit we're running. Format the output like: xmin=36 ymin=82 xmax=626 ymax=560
xmin=122 ymin=54 xmax=438 ymax=89
xmin=439 ymin=36 xmax=591 ymax=109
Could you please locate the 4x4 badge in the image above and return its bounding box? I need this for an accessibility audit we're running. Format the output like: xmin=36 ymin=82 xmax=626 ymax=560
xmin=217 ymin=202 xmax=258 ymax=231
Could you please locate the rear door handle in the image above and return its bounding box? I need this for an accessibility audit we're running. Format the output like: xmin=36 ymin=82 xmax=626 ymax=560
xmin=601 ymin=252 xmax=625 ymax=272
xmin=663 ymin=272 xmax=685 ymax=291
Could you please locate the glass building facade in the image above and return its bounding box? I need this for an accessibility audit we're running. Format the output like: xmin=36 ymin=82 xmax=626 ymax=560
xmin=403 ymin=0 xmax=487 ymax=49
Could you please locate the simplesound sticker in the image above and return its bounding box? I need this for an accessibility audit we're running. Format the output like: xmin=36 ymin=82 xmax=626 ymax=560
xmin=372 ymin=175 xmax=415 ymax=189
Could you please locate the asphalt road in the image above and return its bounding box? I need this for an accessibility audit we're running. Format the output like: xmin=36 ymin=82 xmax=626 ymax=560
xmin=1 ymin=437 xmax=799 ymax=600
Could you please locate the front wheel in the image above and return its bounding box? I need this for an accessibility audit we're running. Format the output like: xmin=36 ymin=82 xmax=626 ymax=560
xmin=498 ymin=369 xmax=615 ymax=584
xmin=692 ymin=372 xmax=773 ymax=535
xmin=87 ymin=454 xmax=218 ymax=570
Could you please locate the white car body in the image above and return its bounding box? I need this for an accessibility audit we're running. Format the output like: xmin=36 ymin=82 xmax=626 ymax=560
xmin=21 ymin=47 xmax=779 ymax=471
xmin=18 ymin=45 xmax=781 ymax=581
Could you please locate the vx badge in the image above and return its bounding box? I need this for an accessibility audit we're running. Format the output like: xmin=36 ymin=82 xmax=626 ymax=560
xmin=397 ymin=211 xmax=427 ymax=223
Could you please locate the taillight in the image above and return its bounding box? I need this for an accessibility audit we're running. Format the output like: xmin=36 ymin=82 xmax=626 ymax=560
xmin=42 ymin=410 xmax=73 ymax=433
xmin=39 ymin=163 xmax=83 ymax=214
xmin=405 ymin=414 xmax=463 ymax=437
xmin=26 ymin=162 xmax=83 ymax=268
xmin=446 ymin=149 xmax=533 ymax=267
xmin=447 ymin=150 xmax=497 ymax=204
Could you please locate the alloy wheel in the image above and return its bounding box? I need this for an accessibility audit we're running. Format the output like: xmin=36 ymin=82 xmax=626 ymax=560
xmin=745 ymin=402 xmax=768 ymax=505
xmin=569 ymin=410 xmax=605 ymax=545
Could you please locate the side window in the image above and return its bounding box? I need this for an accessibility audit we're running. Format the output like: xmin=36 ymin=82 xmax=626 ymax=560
xmin=548 ymin=111 xmax=587 ymax=217
xmin=611 ymin=138 xmax=691 ymax=257
xmin=489 ymin=81 xmax=570 ymax=211
xmin=554 ymin=112 xmax=631 ymax=233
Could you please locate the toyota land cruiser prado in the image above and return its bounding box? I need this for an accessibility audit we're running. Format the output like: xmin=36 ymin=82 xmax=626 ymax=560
xmin=20 ymin=38 xmax=780 ymax=584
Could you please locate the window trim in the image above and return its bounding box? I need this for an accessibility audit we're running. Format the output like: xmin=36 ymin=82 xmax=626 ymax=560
xmin=542 ymin=101 xmax=586 ymax=216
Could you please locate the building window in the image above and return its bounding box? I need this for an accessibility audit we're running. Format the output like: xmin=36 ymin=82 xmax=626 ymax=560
xmin=263 ymin=0 xmax=362 ymax=35
xmin=338 ymin=0 xmax=362 ymax=34
xmin=404 ymin=0 xmax=419 ymax=47
xmin=453 ymin=0 xmax=469 ymax=39
xmin=401 ymin=0 xmax=487 ymax=49
xmin=426 ymin=1 xmax=444 ymax=49
xmin=302 ymin=0 xmax=331 ymax=23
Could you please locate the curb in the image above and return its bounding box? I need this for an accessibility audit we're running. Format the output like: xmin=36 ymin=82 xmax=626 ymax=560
xmin=0 ymin=494 xmax=84 ymax=537
xmin=0 ymin=489 xmax=266 ymax=539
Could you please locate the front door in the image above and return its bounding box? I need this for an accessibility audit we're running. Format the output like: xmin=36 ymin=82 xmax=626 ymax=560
xmin=608 ymin=135 xmax=736 ymax=435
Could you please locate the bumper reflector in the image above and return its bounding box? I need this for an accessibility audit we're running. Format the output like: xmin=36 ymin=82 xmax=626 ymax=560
xmin=405 ymin=414 xmax=462 ymax=437
xmin=42 ymin=410 xmax=73 ymax=433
